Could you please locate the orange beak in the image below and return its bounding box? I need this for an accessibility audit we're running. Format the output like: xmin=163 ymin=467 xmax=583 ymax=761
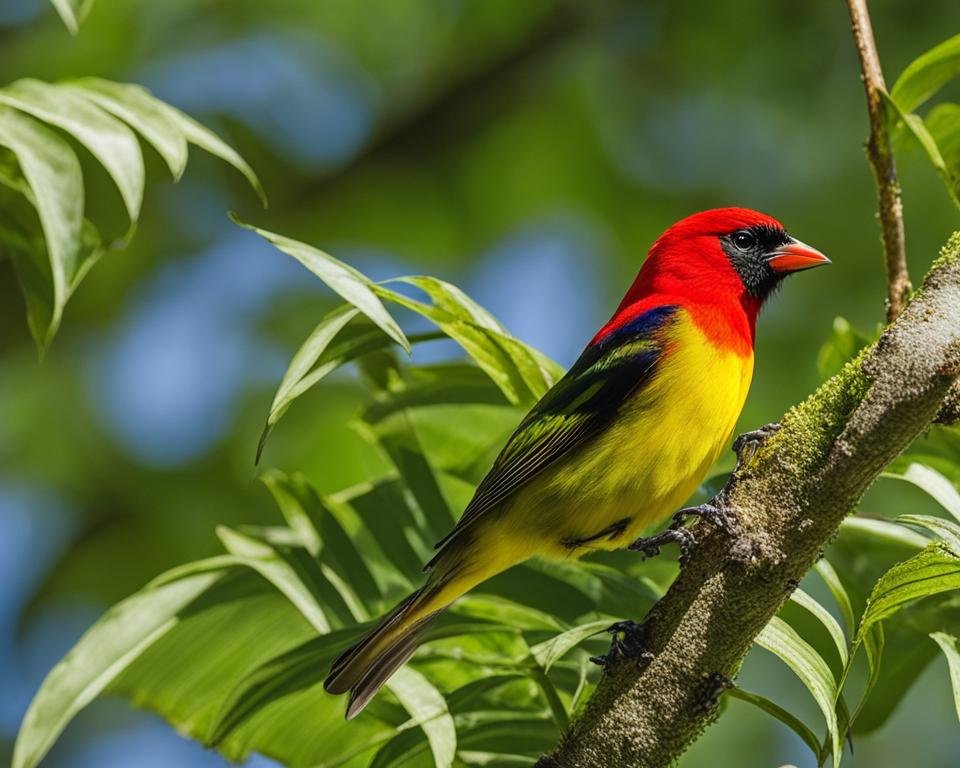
xmin=767 ymin=237 xmax=831 ymax=273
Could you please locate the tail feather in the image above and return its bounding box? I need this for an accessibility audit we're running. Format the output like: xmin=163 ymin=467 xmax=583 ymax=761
xmin=324 ymin=583 xmax=446 ymax=717
xmin=344 ymin=618 xmax=431 ymax=719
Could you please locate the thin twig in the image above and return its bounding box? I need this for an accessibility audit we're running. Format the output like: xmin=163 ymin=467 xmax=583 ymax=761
xmin=846 ymin=0 xmax=910 ymax=322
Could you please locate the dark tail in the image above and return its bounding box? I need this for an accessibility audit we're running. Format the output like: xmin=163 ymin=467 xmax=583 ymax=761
xmin=324 ymin=583 xmax=445 ymax=719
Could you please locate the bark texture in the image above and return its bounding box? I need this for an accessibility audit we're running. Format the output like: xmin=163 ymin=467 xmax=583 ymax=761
xmin=545 ymin=233 xmax=960 ymax=768
xmin=847 ymin=0 xmax=910 ymax=322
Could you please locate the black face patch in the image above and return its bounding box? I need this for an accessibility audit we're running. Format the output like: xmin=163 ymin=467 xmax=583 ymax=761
xmin=720 ymin=224 xmax=792 ymax=300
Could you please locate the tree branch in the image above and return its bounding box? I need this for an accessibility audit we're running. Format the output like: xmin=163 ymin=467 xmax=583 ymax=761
xmin=542 ymin=233 xmax=960 ymax=767
xmin=846 ymin=0 xmax=910 ymax=322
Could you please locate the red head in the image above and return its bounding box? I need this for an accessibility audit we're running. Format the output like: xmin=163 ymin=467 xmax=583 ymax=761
xmin=598 ymin=207 xmax=829 ymax=353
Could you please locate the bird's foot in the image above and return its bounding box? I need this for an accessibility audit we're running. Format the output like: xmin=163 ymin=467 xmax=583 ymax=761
xmin=673 ymin=500 xmax=738 ymax=538
xmin=589 ymin=620 xmax=653 ymax=668
xmin=693 ymin=672 xmax=734 ymax=717
xmin=628 ymin=525 xmax=697 ymax=563
xmin=733 ymin=422 xmax=781 ymax=469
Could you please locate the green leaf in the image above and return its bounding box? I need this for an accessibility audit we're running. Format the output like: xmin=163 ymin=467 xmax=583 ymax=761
xmin=816 ymin=317 xmax=872 ymax=381
xmin=390 ymin=276 xmax=563 ymax=396
xmin=857 ymin=543 xmax=960 ymax=637
xmin=63 ymin=78 xmax=188 ymax=178
xmin=814 ymin=559 xmax=856 ymax=638
xmin=0 ymin=77 xmax=264 ymax=349
xmin=896 ymin=514 xmax=960 ymax=554
xmin=386 ymin=666 xmax=457 ymax=768
xmin=790 ymin=588 xmax=849 ymax=667
xmin=882 ymin=91 xmax=960 ymax=208
xmin=890 ymin=33 xmax=960 ymax=113
xmin=13 ymin=571 xmax=223 ymax=768
xmin=234 ymin=218 xmax=409 ymax=352
xmin=170 ymin=111 xmax=266 ymax=205
xmin=529 ymin=619 xmax=611 ymax=672
xmin=0 ymin=79 xmax=144 ymax=222
xmin=930 ymin=632 xmax=960 ymax=722
xmin=332 ymin=477 xmax=429 ymax=585
xmin=259 ymin=470 xmax=324 ymax=556
xmin=0 ymin=106 xmax=83 ymax=349
xmin=883 ymin=462 xmax=960 ymax=522
xmin=850 ymin=624 xmax=945 ymax=735
xmin=393 ymin=276 xmax=506 ymax=331
xmin=216 ymin=525 xmax=332 ymax=633
xmin=755 ymin=615 xmax=841 ymax=768
xmin=839 ymin=515 xmax=929 ymax=550
xmin=451 ymin=595 xmax=564 ymax=633
xmin=927 ymin=103 xmax=960 ymax=180
xmin=726 ymin=686 xmax=822 ymax=758
xmin=258 ymin=303 xmax=361 ymax=452
xmin=207 ymin=628 xmax=361 ymax=746
xmin=356 ymin=378 xmax=459 ymax=543
xmin=47 ymin=0 xmax=93 ymax=34
xmin=375 ymin=283 xmax=556 ymax=405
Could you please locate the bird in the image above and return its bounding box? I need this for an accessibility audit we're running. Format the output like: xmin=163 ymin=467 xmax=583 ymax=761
xmin=324 ymin=207 xmax=829 ymax=718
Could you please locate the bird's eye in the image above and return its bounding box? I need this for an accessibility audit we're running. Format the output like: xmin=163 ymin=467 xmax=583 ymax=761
xmin=732 ymin=230 xmax=756 ymax=251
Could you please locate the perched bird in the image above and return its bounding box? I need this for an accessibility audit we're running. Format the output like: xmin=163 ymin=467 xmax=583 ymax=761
xmin=324 ymin=207 xmax=829 ymax=717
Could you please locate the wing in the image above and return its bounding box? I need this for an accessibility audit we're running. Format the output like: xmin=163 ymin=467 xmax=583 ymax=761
xmin=429 ymin=304 xmax=680 ymax=561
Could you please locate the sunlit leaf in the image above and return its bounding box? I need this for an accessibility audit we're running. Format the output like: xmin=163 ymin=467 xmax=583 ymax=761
xmin=451 ymin=595 xmax=564 ymax=633
xmin=0 ymin=78 xmax=144 ymax=221
xmin=856 ymin=543 xmax=960 ymax=636
xmin=388 ymin=276 xmax=563 ymax=395
xmin=216 ymin=525 xmax=332 ymax=633
xmin=882 ymin=91 xmax=960 ymax=208
xmin=814 ymin=559 xmax=856 ymax=638
xmin=896 ymin=514 xmax=960 ymax=554
xmin=839 ymin=516 xmax=928 ymax=550
xmin=0 ymin=77 xmax=264 ymax=348
xmin=47 ymin=0 xmax=94 ymax=34
xmin=235 ymin=218 xmax=409 ymax=352
xmin=208 ymin=628 xmax=358 ymax=746
xmin=386 ymin=666 xmax=457 ymax=768
xmin=755 ymin=616 xmax=841 ymax=768
xmin=64 ymin=78 xmax=189 ymax=178
xmin=0 ymin=106 xmax=82 ymax=349
xmin=171 ymin=111 xmax=266 ymax=205
xmin=930 ymin=632 xmax=960 ymax=722
xmin=529 ymin=619 xmax=610 ymax=672
xmin=260 ymin=470 xmax=324 ymax=556
xmin=13 ymin=571 xmax=223 ymax=768
xmin=883 ymin=462 xmax=960 ymax=522
xmin=790 ymin=588 xmax=849 ymax=667
xmin=890 ymin=33 xmax=960 ymax=113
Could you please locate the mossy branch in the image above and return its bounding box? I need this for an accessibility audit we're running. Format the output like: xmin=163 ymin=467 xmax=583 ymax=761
xmin=542 ymin=233 xmax=960 ymax=767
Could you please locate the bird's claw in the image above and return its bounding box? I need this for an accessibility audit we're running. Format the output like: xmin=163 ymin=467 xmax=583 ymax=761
xmin=733 ymin=422 xmax=780 ymax=468
xmin=673 ymin=501 xmax=738 ymax=537
xmin=628 ymin=525 xmax=697 ymax=563
xmin=590 ymin=620 xmax=653 ymax=668
xmin=693 ymin=672 xmax=734 ymax=716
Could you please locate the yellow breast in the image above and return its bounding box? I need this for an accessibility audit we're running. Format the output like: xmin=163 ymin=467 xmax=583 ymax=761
xmin=526 ymin=309 xmax=754 ymax=551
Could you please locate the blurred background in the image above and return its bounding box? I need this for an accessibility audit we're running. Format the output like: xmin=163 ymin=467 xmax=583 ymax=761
xmin=1 ymin=0 xmax=959 ymax=765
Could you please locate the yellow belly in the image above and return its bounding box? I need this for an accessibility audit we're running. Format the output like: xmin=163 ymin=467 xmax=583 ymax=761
xmin=428 ymin=311 xmax=754 ymax=600
xmin=513 ymin=310 xmax=753 ymax=557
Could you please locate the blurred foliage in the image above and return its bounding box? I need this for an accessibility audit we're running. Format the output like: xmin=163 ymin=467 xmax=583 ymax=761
xmin=3 ymin=1 xmax=960 ymax=767
xmin=0 ymin=76 xmax=262 ymax=351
